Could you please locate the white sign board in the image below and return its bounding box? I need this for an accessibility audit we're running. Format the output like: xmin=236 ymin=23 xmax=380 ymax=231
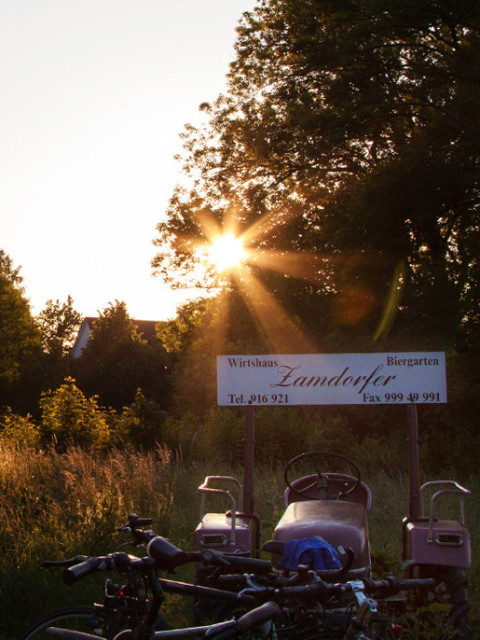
xmin=217 ymin=353 xmax=446 ymax=406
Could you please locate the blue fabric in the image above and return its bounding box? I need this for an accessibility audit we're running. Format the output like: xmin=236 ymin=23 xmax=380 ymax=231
xmin=278 ymin=537 xmax=342 ymax=571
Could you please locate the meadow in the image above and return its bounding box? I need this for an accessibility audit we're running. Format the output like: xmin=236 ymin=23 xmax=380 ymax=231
xmin=0 ymin=442 xmax=478 ymax=639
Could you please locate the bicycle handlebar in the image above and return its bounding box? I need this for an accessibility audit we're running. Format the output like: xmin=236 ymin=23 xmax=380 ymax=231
xmin=205 ymin=602 xmax=281 ymax=640
xmin=53 ymin=538 xmax=435 ymax=604
xmin=362 ymin=576 xmax=436 ymax=597
xmin=146 ymin=536 xmax=272 ymax=574
xmin=41 ymin=555 xmax=89 ymax=568
xmin=201 ymin=549 xmax=273 ymax=575
xmin=42 ymin=514 xmax=435 ymax=605
xmin=62 ymin=556 xmax=104 ymax=585
xmin=236 ymin=601 xmax=281 ymax=632
xmin=59 ymin=541 xmax=272 ymax=589
xmin=241 ymin=574 xmax=436 ymax=603
xmin=62 ymin=552 xmax=154 ymax=586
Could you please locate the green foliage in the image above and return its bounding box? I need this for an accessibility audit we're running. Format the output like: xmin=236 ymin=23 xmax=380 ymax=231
xmin=0 ymin=251 xmax=43 ymax=411
xmin=159 ymin=297 xmax=227 ymax=415
xmin=34 ymin=378 xmax=172 ymax=452
xmin=114 ymin=389 xmax=169 ymax=449
xmin=195 ymin=407 xmax=245 ymax=461
xmin=157 ymin=298 xmax=209 ymax=353
xmin=36 ymin=296 xmax=83 ymax=357
xmin=34 ymin=296 xmax=84 ymax=395
xmin=0 ymin=255 xmax=41 ymax=383
xmin=39 ymin=377 xmax=111 ymax=449
xmin=159 ymin=405 xmax=409 ymax=474
xmin=0 ymin=249 xmax=24 ymax=288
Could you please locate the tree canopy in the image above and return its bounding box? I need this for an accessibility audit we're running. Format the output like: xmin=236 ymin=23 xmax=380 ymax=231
xmin=36 ymin=296 xmax=83 ymax=357
xmin=153 ymin=0 xmax=480 ymax=351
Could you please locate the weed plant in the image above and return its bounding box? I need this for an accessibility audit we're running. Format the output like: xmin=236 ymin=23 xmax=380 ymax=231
xmin=0 ymin=443 xmax=477 ymax=639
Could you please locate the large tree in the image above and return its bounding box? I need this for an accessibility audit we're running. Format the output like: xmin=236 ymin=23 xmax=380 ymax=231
xmin=0 ymin=250 xmax=43 ymax=411
xmin=35 ymin=296 xmax=83 ymax=389
xmin=153 ymin=0 xmax=480 ymax=350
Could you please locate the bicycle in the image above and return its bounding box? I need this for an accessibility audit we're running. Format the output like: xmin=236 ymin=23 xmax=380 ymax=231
xmin=18 ymin=514 xmax=436 ymax=640
xmin=29 ymin=566 xmax=436 ymax=640
xmin=46 ymin=601 xmax=282 ymax=640
xmin=18 ymin=514 xmax=271 ymax=640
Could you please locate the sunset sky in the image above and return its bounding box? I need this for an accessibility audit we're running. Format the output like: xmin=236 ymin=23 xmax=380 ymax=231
xmin=0 ymin=0 xmax=257 ymax=320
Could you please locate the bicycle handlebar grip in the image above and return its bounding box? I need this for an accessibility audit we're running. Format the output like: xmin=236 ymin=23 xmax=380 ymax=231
xmin=62 ymin=557 xmax=102 ymax=586
xmin=130 ymin=517 xmax=153 ymax=527
xmin=364 ymin=576 xmax=437 ymax=597
xmin=236 ymin=601 xmax=282 ymax=632
xmin=400 ymin=578 xmax=436 ymax=589
xmin=132 ymin=528 xmax=158 ymax=544
xmin=147 ymin=536 xmax=188 ymax=570
xmin=41 ymin=555 xmax=89 ymax=568
xmin=206 ymin=602 xmax=281 ymax=640
xmin=218 ymin=555 xmax=273 ymax=575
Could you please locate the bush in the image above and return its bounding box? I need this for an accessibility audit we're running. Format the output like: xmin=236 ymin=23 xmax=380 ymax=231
xmin=0 ymin=408 xmax=40 ymax=446
xmin=39 ymin=377 xmax=111 ymax=449
xmin=113 ymin=390 xmax=169 ymax=449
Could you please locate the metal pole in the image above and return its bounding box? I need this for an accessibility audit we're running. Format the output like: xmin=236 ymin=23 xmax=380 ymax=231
xmin=243 ymin=405 xmax=255 ymax=515
xmin=407 ymin=404 xmax=422 ymax=520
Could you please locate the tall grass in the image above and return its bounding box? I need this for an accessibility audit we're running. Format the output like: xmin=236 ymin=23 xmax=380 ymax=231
xmin=0 ymin=443 xmax=478 ymax=638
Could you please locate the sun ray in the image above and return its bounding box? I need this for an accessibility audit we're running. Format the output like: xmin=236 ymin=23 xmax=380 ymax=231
xmin=165 ymin=199 xmax=397 ymax=355
xmin=232 ymin=270 xmax=316 ymax=353
xmin=171 ymin=293 xmax=231 ymax=411
xmin=240 ymin=202 xmax=307 ymax=247
xmin=171 ymin=204 xmax=382 ymax=353
xmin=173 ymin=207 xmax=335 ymax=351
xmin=195 ymin=210 xmax=223 ymax=242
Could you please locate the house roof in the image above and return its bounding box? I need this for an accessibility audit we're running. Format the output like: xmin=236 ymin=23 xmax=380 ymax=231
xmin=71 ymin=317 xmax=161 ymax=358
xmin=130 ymin=319 xmax=159 ymax=341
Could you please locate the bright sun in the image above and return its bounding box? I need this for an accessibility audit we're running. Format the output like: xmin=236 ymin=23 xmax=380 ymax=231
xmin=189 ymin=209 xmax=318 ymax=352
xmin=207 ymin=233 xmax=246 ymax=272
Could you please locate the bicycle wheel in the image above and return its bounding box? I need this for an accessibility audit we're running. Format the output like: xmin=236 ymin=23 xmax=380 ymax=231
xmin=18 ymin=606 xmax=105 ymax=640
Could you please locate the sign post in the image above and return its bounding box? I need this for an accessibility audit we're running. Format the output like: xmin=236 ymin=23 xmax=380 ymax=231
xmin=217 ymin=352 xmax=447 ymax=517
xmin=243 ymin=405 xmax=255 ymax=516
xmin=407 ymin=404 xmax=422 ymax=521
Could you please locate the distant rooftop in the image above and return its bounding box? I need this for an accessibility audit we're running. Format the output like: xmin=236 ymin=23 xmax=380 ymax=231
xmin=71 ymin=317 xmax=161 ymax=358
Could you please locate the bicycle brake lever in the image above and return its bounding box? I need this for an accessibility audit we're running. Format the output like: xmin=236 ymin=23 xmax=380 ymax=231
xmin=41 ymin=555 xmax=89 ymax=568
xmin=117 ymin=514 xmax=154 ymax=532
xmin=201 ymin=549 xmax=231 ymax=567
